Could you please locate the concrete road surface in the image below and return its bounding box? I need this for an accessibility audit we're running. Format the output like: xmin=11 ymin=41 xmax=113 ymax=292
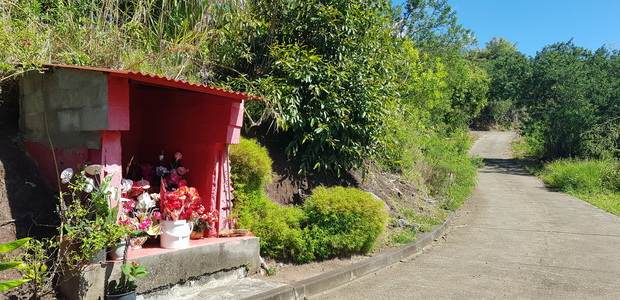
xmin=311 ymin=131 xmax=620 ymax=299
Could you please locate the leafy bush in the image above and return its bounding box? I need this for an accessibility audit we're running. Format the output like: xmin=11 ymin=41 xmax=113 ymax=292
xmin=229 ymin=137 xmax=272 ymax=192
xmin=235 ymin=191 xmax=309 ymax=261
xmin=230 ymin=141 xmax=389 ymax=263
xmin=542 ymin=159 xmax=618 ymax=194
xmin=230 ymin=138 xmax=312 ymax=261
xmin=303 ymin=187 xmax=389 ymax=259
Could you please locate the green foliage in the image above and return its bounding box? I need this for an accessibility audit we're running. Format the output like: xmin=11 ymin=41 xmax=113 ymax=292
xmin=420 ymin=130 xmax=481 ymax=210
xmin=226 ymin=0 xmax=397 ymax=175
xmin=539 ymin=158 xmax=620 ymax=216
xmin=399 ymin=0 xmax=476 ymax=53
xmin=116 ymin=262 xmax=148 ymax=292
xmin=229 ymin=137 xmax=273 ymax=192
xmin=16 ymin=238 xmax=57 ymax=299
xmin=541 ymin=159 xmax=619 ymax=194
xmin=230 ymin=138 xmax=309 ymax=261
xmin=0 ymin=238 xmax=31 ymax=291
xmin=575 ymin=193 xmax=620 ymax=216
xmin=236 ymin=192 xmax=309 ymax=261
xmin=59 ymin=166 xmax=129 ymax=265
xmin=303 ymin=187 xmax=389 ymax=259
xmin=231 ymin=140 xmax=389 ymax=263
xmin=580 ymin=117 xmax=620 ymax=159
xmin=472 ymin=37 xmax=530 ymax=128
xmin=519 ymin=41 xmax=620 ymax=160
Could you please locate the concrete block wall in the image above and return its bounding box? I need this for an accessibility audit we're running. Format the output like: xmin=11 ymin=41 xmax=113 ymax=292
xmin=19 ymin=68 xmax=109 ymax=149
xmin=59 ymin=237 xmax=261 ymax=300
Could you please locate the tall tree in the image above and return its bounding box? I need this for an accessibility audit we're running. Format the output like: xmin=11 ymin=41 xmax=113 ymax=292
xmin=399 ymin=0 xmax=475 ymax=53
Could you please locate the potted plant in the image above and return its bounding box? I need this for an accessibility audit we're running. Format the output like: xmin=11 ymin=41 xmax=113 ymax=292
xmin=190 ymin=210 xmax=219 ymax=239
xmin=58 ymin=165 xmax=128 ymax=265
xmin=106 ymin=260 xmax=148 ymax=300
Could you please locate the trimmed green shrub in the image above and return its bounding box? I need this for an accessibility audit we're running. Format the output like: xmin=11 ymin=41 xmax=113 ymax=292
xmin=230 ymin=138 xmax=311 ymax=261
xmin=235 ymin=191 xmax=309 ymax=261
xmin=303 ymin=187 xmax=389 ymax=259
xmin=229 ymin=137 xmax=272 ymax=192
xmin=230 ymin=139 xmax=390 ymax=263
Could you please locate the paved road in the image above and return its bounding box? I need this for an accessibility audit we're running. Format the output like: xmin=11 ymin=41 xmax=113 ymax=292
xmin=311 ymin=131 xmax=620 ymax=299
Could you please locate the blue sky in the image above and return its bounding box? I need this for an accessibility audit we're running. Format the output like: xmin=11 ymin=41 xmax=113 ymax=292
xmin=392 ymin=0 xmax=620 ymax=57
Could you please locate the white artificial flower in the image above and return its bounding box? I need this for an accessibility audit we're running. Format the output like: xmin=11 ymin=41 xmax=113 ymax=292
xmin=84 ymin=164 xmax=103 ymax=175
xmin=136 ymin=192 xmax=156 ymax=211
xmin=121 ymin=179 xmax=133 ymax=194
xmin=84 ymin=178 xmax=94 ymax=193
xmin=103 ymin=185 xmax=117 ymax=198
xmin=60 ymin=168 xmax=74 ymax=184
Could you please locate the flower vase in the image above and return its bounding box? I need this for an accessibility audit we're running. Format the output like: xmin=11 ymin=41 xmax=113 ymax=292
xmin=190 ymin=230 xmax=204 ymax=240
xmin=129 ymin=237 xmax=148 ymax=250
xmin=160 ymin=220 xmax=192 ymax=249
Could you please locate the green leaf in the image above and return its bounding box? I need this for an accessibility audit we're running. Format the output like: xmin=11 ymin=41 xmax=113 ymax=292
xmin=0 ymin=279 xmax=30 ymax=291
xmin=0 ymin=261 xmax=23 ymax=271
xmin=0 ymin=238 xmax=30 ymax=253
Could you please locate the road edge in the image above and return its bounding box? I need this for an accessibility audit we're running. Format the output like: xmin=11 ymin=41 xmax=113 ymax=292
xmin=245 ymin=211 xmax=456 ymax=300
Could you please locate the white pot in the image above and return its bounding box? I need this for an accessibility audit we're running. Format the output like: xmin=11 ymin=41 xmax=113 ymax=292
xmin=160 ymin=220 xmax=192 ymax=249
xmin=109 ymin=240 xmax=126 ymax=260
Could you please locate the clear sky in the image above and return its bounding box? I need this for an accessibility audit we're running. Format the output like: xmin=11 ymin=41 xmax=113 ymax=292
xmin=392 ymin=0 xmax=620 ymax=57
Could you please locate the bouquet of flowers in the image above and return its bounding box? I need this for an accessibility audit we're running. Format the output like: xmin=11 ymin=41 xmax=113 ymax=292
xmin=159 ymin=184 xmax=205 ymax=221
xmin=155 ymin=152 xmax=188 ymax=190
xmin=191 ymin=210 xmax=219 ymax=231
xmin=119 ymin=179 xmax=161 ymax=237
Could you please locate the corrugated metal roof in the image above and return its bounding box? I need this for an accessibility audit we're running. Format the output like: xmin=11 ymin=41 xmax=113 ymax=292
xmin=44 ymin=64 xmax=266 ymax=101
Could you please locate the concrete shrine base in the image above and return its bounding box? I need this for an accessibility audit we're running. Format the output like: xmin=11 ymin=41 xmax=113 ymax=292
xmin=59 ymin=236 xmax=260 ymax=300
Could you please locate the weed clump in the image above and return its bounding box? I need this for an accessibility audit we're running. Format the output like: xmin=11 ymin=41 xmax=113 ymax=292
xmin=542 ymin=159 xmax=618 ymax=194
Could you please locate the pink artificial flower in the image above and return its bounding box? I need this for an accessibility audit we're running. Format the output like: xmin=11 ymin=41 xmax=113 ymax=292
xmin=136 ymin=179 xmax=150 ymax=189
xmin=177 ymin=167 xmax=187 ymax=176
xmin=138 ymin=221 xmax=147 ymax=230
xmin=174 ymin=152 xmax=183 ymax=161
xmin=178 ymin=179 xmax=187 ymax=187
xmin=153 ymin=211 xmax=162 ymax=220
xmin=168 ymin=172 xmax=180 ymax=185
xmin=123 ymin=200 xmax=136 ymax=211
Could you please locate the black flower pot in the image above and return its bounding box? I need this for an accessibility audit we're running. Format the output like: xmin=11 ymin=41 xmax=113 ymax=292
xmin=106 ymin=290 xmax=136 ymax=300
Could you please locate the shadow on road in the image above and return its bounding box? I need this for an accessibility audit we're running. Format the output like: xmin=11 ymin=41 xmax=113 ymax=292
xmin=479 ymin=158 xmax=532 ymax=176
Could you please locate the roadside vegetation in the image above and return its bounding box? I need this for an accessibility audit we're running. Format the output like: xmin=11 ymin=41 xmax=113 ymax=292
xmin=1 ymin=0 xmax=484 ymax=264
xmin=2 ymin=0 xmax=616 ymax=269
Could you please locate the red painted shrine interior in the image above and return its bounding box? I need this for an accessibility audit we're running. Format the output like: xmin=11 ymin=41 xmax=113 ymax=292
xmin=21 ymin=65 xmax=254 ymax=234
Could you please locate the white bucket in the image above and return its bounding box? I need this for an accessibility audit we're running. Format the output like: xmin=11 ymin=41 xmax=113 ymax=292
xmin=160 ymin=220 xmax=192 ymax=249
